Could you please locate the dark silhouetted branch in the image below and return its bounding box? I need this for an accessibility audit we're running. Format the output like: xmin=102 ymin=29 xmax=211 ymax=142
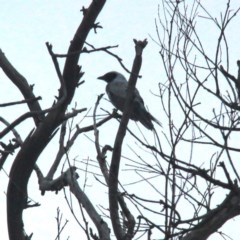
xmin=109 ymin=39 xmax=147 ymax=240
xmin=7 ymin=1 xmax=106 ymax=239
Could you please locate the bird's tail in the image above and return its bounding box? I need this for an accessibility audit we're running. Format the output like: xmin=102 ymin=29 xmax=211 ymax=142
xmin=132 ymin=101 xmax=161 ymax=130
xmin=150 ymin=113 xmax=162 ymax=128
xmin=139 ymin=111 xmax=161 ymax=130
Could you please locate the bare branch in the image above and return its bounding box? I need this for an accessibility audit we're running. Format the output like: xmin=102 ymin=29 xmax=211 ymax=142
xmin=109 ymin=39 xmax=147 ymax=240
xmin=0 ymin=49 xmax=43 ymax=125
xmin=181 ymin=188 xmax=240 ymax=240
xmin=64 ymin=166 xmax=111 ymax=240
xmin=7 ymin=1 xmax=107 ymax=239
xmin=0 ymin=96 xmax=42 ymax=107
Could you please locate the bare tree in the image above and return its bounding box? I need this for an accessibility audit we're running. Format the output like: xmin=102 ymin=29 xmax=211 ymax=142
xmin=1 ymin=1 xmax=109 ymax=239
xmin=1 ymin=0 xmax=240 ymax=240
xmin=148 ymin=0 xmax=240 ymax=239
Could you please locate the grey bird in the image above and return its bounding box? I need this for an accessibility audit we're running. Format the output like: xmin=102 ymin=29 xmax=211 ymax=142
xmin=98 ymin=71 xmax=161 ymax=130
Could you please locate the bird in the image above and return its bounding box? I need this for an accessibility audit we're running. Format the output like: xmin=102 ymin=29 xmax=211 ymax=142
xmin=97 ymin=71 xmax=161 ymax=130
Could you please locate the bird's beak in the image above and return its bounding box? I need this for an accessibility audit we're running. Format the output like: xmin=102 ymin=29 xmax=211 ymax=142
xmin=97 ymin=75 xmax=104 ymax=80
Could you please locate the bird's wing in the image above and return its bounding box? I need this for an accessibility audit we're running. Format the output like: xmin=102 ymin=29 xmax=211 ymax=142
xmin=107 ymin=81 xmax=128 ymax=97
xmin=107 ymin=81 xmax=143 ymax=111
xmin=106 ymin=81 xmax=127 ymax=111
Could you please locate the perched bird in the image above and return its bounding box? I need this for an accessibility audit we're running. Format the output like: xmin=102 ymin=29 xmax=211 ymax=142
xmin=98 ymin=71 xmax=161 ymax=130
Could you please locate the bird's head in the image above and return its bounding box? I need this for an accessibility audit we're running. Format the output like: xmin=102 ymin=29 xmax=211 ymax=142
xmin=98 ymin=71 xmax=124 ymax=83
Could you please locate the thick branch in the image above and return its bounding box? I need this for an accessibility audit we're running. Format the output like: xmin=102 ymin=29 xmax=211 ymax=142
xmin=62 ymin=0 xmax=106 ymax=106
xmin=0 ymin=49 xmax=43 ymax=126
xmin=7 ymin=1 xmax=106 ymax=239
xmin=181 ymin=188 xmax=240 ymax=240
xmin=35 ymin=166 xmax=78 ymax=195
xmin=65 ymin=167 xmax=111 ymax=240
xmin=109 ymin=39 xmax=148 ymax=240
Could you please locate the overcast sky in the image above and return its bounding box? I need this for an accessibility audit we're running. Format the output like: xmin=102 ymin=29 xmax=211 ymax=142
xmin=1 ymin=1 xmax=240 ymax=239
